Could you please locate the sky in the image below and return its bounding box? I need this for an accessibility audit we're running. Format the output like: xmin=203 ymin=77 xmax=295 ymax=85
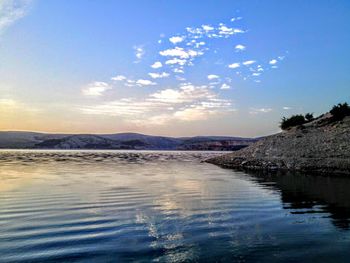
xmin=0 ymin=0 xmax=349 ymax=137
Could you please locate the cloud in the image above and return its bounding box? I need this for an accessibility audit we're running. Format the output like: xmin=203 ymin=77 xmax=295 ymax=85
xmin=218 ymin=25 xmax=244 ymax=36
xmin=165 ymin=58 xmax=187 ymax=66
xmin=235 ymin=44 xmax=246 ymax=51
xmin=136 ymin=79 xmax=156 ymax=86
xmin=80 ymin=98 xmax=165 ymax=117
xmin=269 ymin=59 xmax=277 ymax=65
xmin=159 ymin=47 xmax=202 ymax=59
xmin=169 ymin=36 xmax=184 ymax=44
xmin=111 ymin=75 xmax=126 ymax=81
xmin=174 ymin=101 xmax=234 ymax=121
xmin=220 ymin=83 xmax=230 ymax=90
xmin=151 ymin=61 xmax=162 ymax=69
xmin=228 ymin=63 xmax=240 ymax=69
xmin=283 ymin=106 xmax=292 ymax=110
xmin=242 ymin=60 xmax=256 ymax=66
xmin=173 ymin=68 xmax=184 ymax=73
xmin=207 ymin=74 xmax=219 ymax=80
xmin=133 ymin=45 xmax=145 ymax=61
xmin=202 ymin=25 xmax=214 ymax=31
xmin=82 ymin=82 xmax=112 ymax=96
xmin=0 ymin=0 xmax=31 ymax=34
xmin=150 ymin=84 xmax=215 ymax=104
xmin=148 ymin=72 xmax=169 ymax=79
xmin=230 ymin=17 xmax=242 ymax=22
xmin=249 ymin=108 xmax=272 ymax=114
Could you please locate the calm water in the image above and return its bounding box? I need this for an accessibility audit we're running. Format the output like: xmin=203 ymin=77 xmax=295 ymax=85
xmin=1 ymin=150 xmax=350 ymax=263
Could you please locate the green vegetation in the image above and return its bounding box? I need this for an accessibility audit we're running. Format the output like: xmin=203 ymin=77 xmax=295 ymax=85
xmin=330 ymin=103 xmax=350 ymax=121
xmin=305 ymin=113 xmax=314 ymax=122
xmin=280 ymin=115 xmax=306 ymax=130
xmin=280 ymin=102 xmax=350 ymax=130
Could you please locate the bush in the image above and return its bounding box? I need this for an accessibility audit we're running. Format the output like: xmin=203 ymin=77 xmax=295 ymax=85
xmin=280 ymin=115 xmax=306 ymax=130
xmin=305 ymin=113 xmax=314 ymax=122
xmin=330 ymin=103 xmax=350 ymax=121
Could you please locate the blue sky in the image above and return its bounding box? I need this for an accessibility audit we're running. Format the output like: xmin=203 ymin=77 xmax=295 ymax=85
xmin=0 ymin=0 xmax=349 ymax=136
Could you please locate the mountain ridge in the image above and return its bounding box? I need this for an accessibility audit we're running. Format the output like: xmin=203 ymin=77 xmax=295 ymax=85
xmin=0 ymin=131 xmax=259 ymax=151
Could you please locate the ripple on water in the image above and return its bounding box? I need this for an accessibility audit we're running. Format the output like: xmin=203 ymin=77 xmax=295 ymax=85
xmin=1 ymin=150 xmax=350 ymax=262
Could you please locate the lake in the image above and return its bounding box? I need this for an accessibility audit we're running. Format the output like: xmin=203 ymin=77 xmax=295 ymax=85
xmin=0 ymin=150 xmax=350 ymax=262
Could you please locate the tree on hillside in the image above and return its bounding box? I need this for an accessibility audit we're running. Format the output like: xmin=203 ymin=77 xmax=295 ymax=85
xmin=280 ymin=115 xmax=306 ymax=130
xmin=305 ymin=113 xmax=314 ymax=122
xmin=330 ymin=103 xmax=350 ymax=121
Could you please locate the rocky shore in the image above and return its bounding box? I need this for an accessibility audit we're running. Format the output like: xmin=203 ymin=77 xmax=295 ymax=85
xmin=206 ymin=114 xmax=350 ymax=175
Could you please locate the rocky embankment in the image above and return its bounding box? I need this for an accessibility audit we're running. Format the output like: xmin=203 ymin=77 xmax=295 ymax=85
xmin=206 ymin=114 xmax=350 ymax=175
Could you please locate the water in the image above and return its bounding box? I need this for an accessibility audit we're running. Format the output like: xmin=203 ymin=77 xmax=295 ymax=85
xmin=1 ymin=150 xmax=350 ymax=263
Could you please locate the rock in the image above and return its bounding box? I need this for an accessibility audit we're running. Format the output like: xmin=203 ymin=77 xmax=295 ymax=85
xmin=206 ymin=116 xmax=350 ymax=175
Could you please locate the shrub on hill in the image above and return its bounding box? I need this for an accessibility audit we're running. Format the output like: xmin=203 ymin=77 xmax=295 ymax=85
xmin=305 ymin=113 xmax=314 ymax=122
xmin=280 ymin=115 xmax=306 ymax=130
xmin=330 ymin=103 xmax=350 ymax=121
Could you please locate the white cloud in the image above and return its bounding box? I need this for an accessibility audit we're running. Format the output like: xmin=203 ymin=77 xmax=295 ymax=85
xmin=133 ymin=45 xmax=145 ymax=61
xmin=159 ymin=47 xmax=202 ymax=59
xmin=202 ymin=25 xmax=214 ymax=31
xmin=82 ymin=82 xmax=112 ymax=96
xmin=169 ymin=36 xmax=184 ymax=44
xmin=249 ymin=108 xmax=272 ymax=114
xmin=243 ymin=60 xmax=256 ymax=66
xmin=80 ymin=98 xmax=164 ymax=117
xmin=165 ymin=58 xmax=187 ymax=66
xmin=218 ymin=25 xmax=244 ymax=36
xmin=148 ymin=72 xmax=170 ymax=79
xmin=230 ymin=17 xmax=242 ymax=22
xmin=0 ymin=0 xmax=31 ymax=34
xmin=136 ymin=79 xmax=156 ymax=86
xmin=150 ymin=86 xmax=211 ymax=104
xmin=252 ymin=73 xmax=261 ymax=76
xmin=173 ymin=68 xmax=184 ymax=74
xmin=235 ymin=44 xmax=246 ymax=51
xmin=207 ymin=74 xmax=219 ymax=80
xmin=283 ymin=106 xmax=292 ymax=110
xmin=111 ymin=75 xmax=126 ymax=81
xmin=269 ymin=59 xmax=278 ymax=65
xmin=228 ymin=63 xmax=240 ymax=69
xmin=151 ymin=61 xmax=162 ymax=69
xmin=220 ymin=83 xmax=230 ymax=90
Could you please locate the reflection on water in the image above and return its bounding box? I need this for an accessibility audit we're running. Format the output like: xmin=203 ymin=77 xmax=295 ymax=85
xmin=1 ymin=150 xmax=350 ymax=262
xmin=248 ymin=172 xmax=350 ymax=230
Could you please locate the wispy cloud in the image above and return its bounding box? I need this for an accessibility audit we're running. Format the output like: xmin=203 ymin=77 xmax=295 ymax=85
xmin=136 ymin=79 xmax=156 ymax=86
xmin=148 ymin=72 xmax=169 ymax=79
xmin=111 ymin=75 xmax=126 ymax=81
xmin=169 ymin=36 xmax=184 ymax=44
xmin=133 ymin=45 xmax=145 ymax=62
xmin=82 ymin=82 xmax=112 ymax=96
xmin=242 ymin=60 xmax=256 ymax=66
xmin=207 ymin=74 xmax=219 ymax=80
xmin=228 ymin=63 xmax=240 ymax=69
xmin=78 ymin=15 xmax=287 ymax=126
xmin=0 ymin=0 xmax=31 ymax=34
xmin=249 ymin=108 xmax=273 ymax=114
xmin=235 ymin=44 xmax=246 ymax=51
xmin=220 ymin=83 xmax=230 ymax=90
xmin=151 ymin=61 xmax=162 ymax=69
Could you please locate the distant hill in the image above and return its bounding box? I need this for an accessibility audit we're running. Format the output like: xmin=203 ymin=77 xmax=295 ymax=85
xmin=0 ymin=131 xmax=258 ymax=151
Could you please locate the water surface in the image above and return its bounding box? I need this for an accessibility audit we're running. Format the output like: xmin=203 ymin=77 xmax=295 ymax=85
xmin=1 ymin=150 xmax=350 ymax=262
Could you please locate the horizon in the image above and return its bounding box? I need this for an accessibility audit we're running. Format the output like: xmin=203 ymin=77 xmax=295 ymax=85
xmin=0 ymin=129 xmax=260 ymax=139
xmin=1 ymin=0 xmax=350 ymax=137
